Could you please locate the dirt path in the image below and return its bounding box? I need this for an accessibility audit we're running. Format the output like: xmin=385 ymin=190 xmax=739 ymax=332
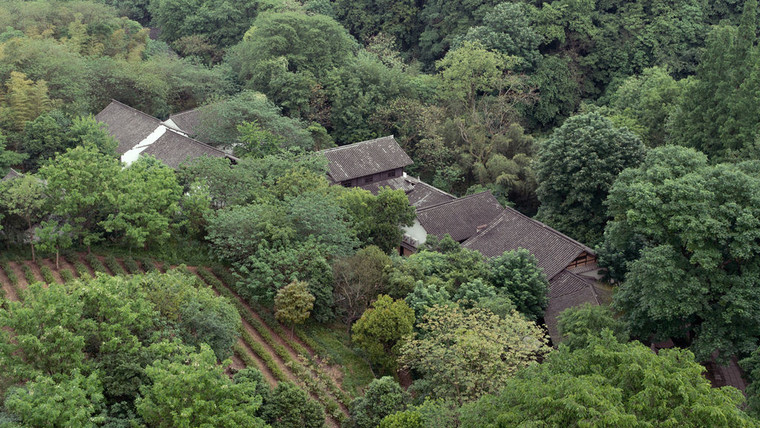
xmin=23 ymin=261 xmax=45 ymax=284
xmin=0 ymin=265 xmax=19 ymax=302
xmin=40 ymin=259 xmax=64 ymax=284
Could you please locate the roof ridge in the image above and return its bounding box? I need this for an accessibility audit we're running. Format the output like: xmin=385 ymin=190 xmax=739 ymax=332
xmin=501 ymin=206 xmax=595 ymax=254
xmin=549 ymin=269 xmax=600 ymax=299
xmin=416 ymin=191 xmax=497 ymax=212
xmin=107 ymin=99 xmax=162 ymax=124
xmin=411 ymin=178 xmax=458 ymax=199
xmin=319 ymin=135 xmax=395 ymax=153
xmin=162 ymin=128 xmax=237 ymax=160
xmin=169 ymin=107 xmax=200 ymax=118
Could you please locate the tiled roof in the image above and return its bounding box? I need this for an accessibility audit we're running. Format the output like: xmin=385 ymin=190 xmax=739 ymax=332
xmin=462 ymin=207 xmax=595 ymax=281
xmin=359 ymin=176 xmax=457 ymax=209
xmin=141 ymin=129 xmax=235 ymax=169
xmin=321 ymin=136 xmax=413 ymax=182
xmin=165 ymin=108 xmax=201 ymax=137
xmin=544 ymin=269 xmax=601 ymax=344
xmin=416 ymin=192 xmax=504 ymax=242
xmin=96 ymin=100 xmax=162 ymax=155
xmin=1 ymin=168 xmax=21 ymax=181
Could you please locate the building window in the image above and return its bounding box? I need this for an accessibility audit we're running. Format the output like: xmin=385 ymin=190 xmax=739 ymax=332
xmin=364 ymin=176 xmax=373 ymax=184
xmin=387 ymin=170 xmax=396 ymax=178
xmin=342 ymin=181 xmax=352 ymax=187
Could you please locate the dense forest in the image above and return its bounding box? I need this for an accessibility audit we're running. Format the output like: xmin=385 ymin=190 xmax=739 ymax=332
xmin=2 ymin=0 xmax=760 ymax=426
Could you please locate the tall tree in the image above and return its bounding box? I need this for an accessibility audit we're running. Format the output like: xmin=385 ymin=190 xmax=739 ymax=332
xmin=274 ymin=280 xmax=315 ymax=335
xmin=352 ymin=295 xmax=414 ymax=373
xmin=603 ymin=146 xmax=760 ymax=360
xmin=400 ymin=304 xmax=549 ymax=405
xmin=535 ymin=112 xmax=645 ymax=245
xmin=487 ymin=249 xmax=548 ymax=321
xmin=669 ymin=0 xmax=760 ymax=160
xmin=0 ymin=174 xmax=47 ymax=261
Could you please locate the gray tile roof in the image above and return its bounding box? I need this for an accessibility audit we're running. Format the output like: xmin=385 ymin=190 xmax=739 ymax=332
xmin=96 ymin=100 xmax=162 ymax=155
xmin=141 ymin=129 xmax=235 ymax=169
xmin=166 ymin=108 xmax=201 ymax=137
xmin=462 ymin=207 xmax=595 ymax=281
xmin=544 ymin=269 xmax=602 ymax=344
xmin=359 ymin=176 xmax=457 ymax=209
xmin=1 ymin=168 xmax=21 ymax=181
xmin=321 ymin=136 xmax=413 ymax=182
xmin=416 ymin=192 xmax=504 ymax=242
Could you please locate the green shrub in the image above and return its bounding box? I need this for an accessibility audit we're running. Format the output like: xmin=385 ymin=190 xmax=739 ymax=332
xmin=39 ymin=265 xmax=57 ymax=284
xmin=21 ymin=263 xmax=36 ymax=284
xmin=60 ymin=269 xmax=75 ymax=283
xmin=85 ymin=253 xmax=108 ymax=274
xmin=75 ymin=261 xmax=92 ymax=279
xmin=123 ymin=257 xmax=141 ymax=274
xmin=104 ymin=255 xmax=126 ymax=275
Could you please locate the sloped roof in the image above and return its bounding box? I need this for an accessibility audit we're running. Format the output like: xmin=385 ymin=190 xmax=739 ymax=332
xmin=416 ymin=192 xmax=504 ymax=242
xmin=96 ymin=100 xmax=162 ymax=155
xmin=544 ymin=269 xmax=602 ymax=344
xmin=359 ymin=175 xmax=457 ymax=209
xmin=141 ymin=129 xmax=234 ymax=169
xmin=165 ymin=108 xmax=201 ymax=137
xmin=321 ymin=136 xmax=413 ymax=182
xmin=1 ymin=168 xmax=21 ymax=181
xmin=462 ymin=207 xmax=595 ymax=281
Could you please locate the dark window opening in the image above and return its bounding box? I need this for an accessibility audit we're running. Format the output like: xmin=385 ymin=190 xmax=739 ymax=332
xmin=364 ymin=176 xmax=373 ymax=184
xmin=387 ymin=170 xmax=396 ymax=178
xmin=342 ymin=181 xmax=352 ymax=187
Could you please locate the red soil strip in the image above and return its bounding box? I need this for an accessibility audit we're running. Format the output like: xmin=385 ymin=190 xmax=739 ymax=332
xmin=0 ymin=265 xmax=19 ymax=302
xmin=7 ymin=262 xmax=28 ymax=289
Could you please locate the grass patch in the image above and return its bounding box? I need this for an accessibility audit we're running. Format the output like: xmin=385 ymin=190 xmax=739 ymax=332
xmin=60 ymin=269 xmax=75 ymax=283
xmin=299 ymin=323 xmax=375 ymax=397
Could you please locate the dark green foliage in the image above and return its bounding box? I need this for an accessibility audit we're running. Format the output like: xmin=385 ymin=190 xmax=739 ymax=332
xmin=604 ymin=146 xmax=760 ymax=360
xmin=740 ymin=348 xmax=760 ymax=418
xmin=86 ymin=253 xmax=108 ymax=274
xmin=536 ymin=112 xmax=645 ymax=246
xmin=525 ymin=55 xmax=581 ymax=129
xmin=670 ymin=0 xmax=760 ymax=161
xmin=339 ymin=187 xmax=416 ymax=254
xmin=21 ymin=263 xmax=35 ymax=284
xmin=123 ymin=257 xmax=140 ymax=274
xmin=60 ymin=269 xmax=75 ymax=283
xmin=487 ymin=249 xmax=548 ymax=321
xmin=349 ymin=377 xmax=408 ymax=428
xmin=104 ymin=256 xmax=126 ymax=276
xmin=260 ymin=382 xmax=325 ymax=428
xmin=38 ymin=263 xmax=56 ymax=284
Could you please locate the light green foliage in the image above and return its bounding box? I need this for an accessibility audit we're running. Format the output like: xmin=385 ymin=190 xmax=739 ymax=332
xmin=349 ymin=376 xmax=409 ymax=428
xmin=235 ymin=120 xmax=285 ymax=158
xmin=557 ymin=303 xmax=628 ymax=350
xmin=36 ymin=220 xmax=73 ymax=269
xmin=670 ymin=0 xmax=760 ymax=161
xmin=461 ymin=332 xmax=755 ymax=427
xmin=536 ymin=112 xmax=645 ymax=246
xmin=603 ymin=146 xmax=760 ymax=360
xmin=487 ymin=249 xmax=548 ymax=321
xmin=606 ymin=67 xmax=685 ymax=147
xmin=352 ymin=295 xmax=414 ymax=373
xmin=260 ymin=381 xmax=326 ymax=428
xmin=436 ymin=41 xmax=512 ymax=109
xmin=338 ymin=187 xmax=416 ymax=253
xmin=400 ymin=304 xmax=549 ymax=405
xmin=5 ymin=370 xmax=105 ymax=427
xmin=39 ymin=145 xmax=120 ymax=248
xmin=332 ymin=245 xmax=392 ymax=325
xmin=275 ymin=280 xmax=315 ymax=329
xmin=456 ymin=2 xmax=541 ymax=71
xmin=1 ymin=71 xmax=57 ymax=131
xmin=399 ymin=236 xmax=490 ymax=293
xmin=453 ymin=278 xmax=496 ymax=308
xmin=101 ymin=156 xmax=182 ymax=249
xmin=136 ymin=344 xmax=266 ymax=428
